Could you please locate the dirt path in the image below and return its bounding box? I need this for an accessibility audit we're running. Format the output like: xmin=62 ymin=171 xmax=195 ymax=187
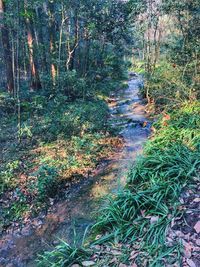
xmin=0 ymin=75 xmax=150 ymax=267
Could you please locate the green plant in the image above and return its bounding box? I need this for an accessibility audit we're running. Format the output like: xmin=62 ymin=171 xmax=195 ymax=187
xmin=92 ymin=101 xmax=200 ymax=265
xmin=37 ymin=227 xmax=92 ymax=267
xmin=29 ymin=165 xmax=59 ymax=201
xmin=0 ymin=160 xmax=20 ymax=193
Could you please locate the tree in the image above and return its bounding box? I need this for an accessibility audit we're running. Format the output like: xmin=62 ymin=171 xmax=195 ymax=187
xmin=0 ymin=0 xmax=14 ymax=93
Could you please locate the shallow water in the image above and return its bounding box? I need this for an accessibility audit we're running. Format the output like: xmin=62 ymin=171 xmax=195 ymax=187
xmin=0 ymin=76 xmax=150 ymax=267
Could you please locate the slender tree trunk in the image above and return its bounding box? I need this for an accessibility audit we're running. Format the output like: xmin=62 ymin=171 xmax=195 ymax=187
xmin=24 ymin=0 xmax=41 ymax=90
xmin=35 ymin=6 xmax=48 ymax=75
xmin=66 ymin=12 xmax=79 ymax=71
xmin=48 ymin=1 xmax=57 ymax=84
xmin=0 ymin=0 xmax=14 ymax=93
xmin=26 ymin=17 xmax=42 ymax=90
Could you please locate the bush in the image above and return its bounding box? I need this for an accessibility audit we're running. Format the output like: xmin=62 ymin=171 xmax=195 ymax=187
xmin=0 ymin=160 xmax=20 ymax=194
xmin=28 ymin=165 xmax=59 ymax=201
xmin=143 ymin=61 xmax=199 ymax=110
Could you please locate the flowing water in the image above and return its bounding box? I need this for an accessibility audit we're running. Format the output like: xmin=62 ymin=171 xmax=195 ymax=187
xmin=0 ymin=75 xmax=150 ymax=267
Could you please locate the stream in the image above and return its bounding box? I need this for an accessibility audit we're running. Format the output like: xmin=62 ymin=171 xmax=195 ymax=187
xmin=0 ymin=75 xmax=150 ymax=267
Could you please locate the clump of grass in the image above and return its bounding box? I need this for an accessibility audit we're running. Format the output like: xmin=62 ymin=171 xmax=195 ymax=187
xmin=37 ymin=228 xmax=92 ymax=267
xmin=35 ymin=100 xmax=200 ymax=266
xmin=92 ymin=101 xmax=200 ymax=265
xmin=37 ymin=241 xmax=92 ymax=267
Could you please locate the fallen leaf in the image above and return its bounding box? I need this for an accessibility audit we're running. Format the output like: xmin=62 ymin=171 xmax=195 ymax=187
xmin=111 ymin=249 xmax=122 ymax=256
xmin=82 ymin=261 xmax=95 ymax=267
xmin=164 ymin=114 xmax=170 ymax=120
xmin=194 ymin=221 xmax=200 ymax=234
xmin=183 ymin=241 xmax=192 ymax=259
xmin=186 ymin=259 xmax=196 ymax=267
xmin=129 ymin=251 xmax=139 ymax=260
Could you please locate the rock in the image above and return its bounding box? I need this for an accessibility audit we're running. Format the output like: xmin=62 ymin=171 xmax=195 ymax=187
xmin=186 ymin=259 xmax=196 ymax=267
xmin=82 ymin=261 xmax=96 ymax=266
xmin=119 ymin=264 xmax=128 ymax=267
xmin=194 ymin=221 xmax=200 ymax=233
xmin=5 ymin=264 xmax=15 ymax=267
xmin=71 ymin=265 xmax=80 ymax=267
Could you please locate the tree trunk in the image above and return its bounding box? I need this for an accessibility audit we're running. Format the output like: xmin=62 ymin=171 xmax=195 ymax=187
xmin=0 ymin=0 xmax=14 ymax=93
xmin=66 ymin=12 xmax=79 ymax=71
xmin=48 ymin=1 xmax=57 ymax=84
xmin=26 ymin=17 xmax=42 ymax=90
xmin=24 ymin=0 xmax=42 ymax=90
xmin=35 ymin=6 xmax=49 ymax=75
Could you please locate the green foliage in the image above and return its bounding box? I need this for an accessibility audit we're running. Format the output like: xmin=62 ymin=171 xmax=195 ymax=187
xmin=0 ymin=92 xmax=15 ymax=115
xmin=0 ymin=160 xmax=20 ymax=193
xmin=33 ymin=99 xmax=109 ymax=142
xmin=139 ymin=58 xmax=199 ymax=113
xmin=93 ymin=101 xmax=200 ymax=265
xmin=3 ymin=201 xmax=29 ymax=222
xmin=28 ymin=165 xmax=59 ymax=201
xmin=37 ymin=229 xmax=92 ymax=267
xmin=145 ymin=101 xmax=200 ymax=152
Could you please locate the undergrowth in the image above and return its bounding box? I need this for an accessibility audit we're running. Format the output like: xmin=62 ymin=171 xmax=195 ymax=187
xmin=93 ymin=101 xmax=200 ymax=266
xmin=36 ymin=100 xmax=200 ymax=267
xmin=36 ymin=58 xmax=200 ymax=267
xmin=0 ymin=82 xmax=123 ymax=227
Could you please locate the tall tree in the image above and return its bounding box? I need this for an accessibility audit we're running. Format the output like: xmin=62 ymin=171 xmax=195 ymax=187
xmin=24 ymin=0 xmax=42 ymax=90
xmin=0 ymin=0 xmax=14 ymax=93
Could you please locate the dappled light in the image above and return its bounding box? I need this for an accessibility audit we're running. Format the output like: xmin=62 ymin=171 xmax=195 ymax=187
xmin=0 ymin=0 xmax=199 ymax=266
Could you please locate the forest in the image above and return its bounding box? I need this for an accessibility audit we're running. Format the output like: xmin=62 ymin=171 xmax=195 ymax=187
xmin=0 ymin=0 xmax=199 ymax=266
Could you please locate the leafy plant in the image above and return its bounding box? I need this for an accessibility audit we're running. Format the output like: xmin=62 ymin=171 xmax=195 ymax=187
xmin=37 ymin=227 xmax=92 ymax=267
xmin=0 ymin=160 xmax=20 ymax=193
xmin=29 ymin=165 xmax=59 ymax=201
xmin=92 ymin=101 xmax=200 ymax=266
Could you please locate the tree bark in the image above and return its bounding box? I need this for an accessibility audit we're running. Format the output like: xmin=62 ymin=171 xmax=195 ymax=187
xmin=0 ymin=0 xmax=14 ymax=93
xmin=48 ymin=0 xmax=57 ymax=84
xmin=24 ymin=0 xmax=42 ymax=90
xmin=26 ymin=16 xmax=42 ymax=90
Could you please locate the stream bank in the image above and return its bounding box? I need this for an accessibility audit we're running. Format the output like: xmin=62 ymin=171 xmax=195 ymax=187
xmin=0 ymin=75 xmax=150 ymax=267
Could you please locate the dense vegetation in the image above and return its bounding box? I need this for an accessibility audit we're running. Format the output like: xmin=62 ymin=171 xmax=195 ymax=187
xmin=37 ymin=0 xmax=199 ymax=266
xmin=0 ymin=0 xmax=199 ymax=266
xmin=0 ymin=0 xmax=129 ymax=227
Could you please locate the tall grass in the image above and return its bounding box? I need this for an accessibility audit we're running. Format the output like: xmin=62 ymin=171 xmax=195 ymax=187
xmin=36 ymin=101 xmax=200 ymax=266
xmin=93 ymin=101 xmax=200 ymax=265
xmin=37 ymin=227 xmax=92 ymax=267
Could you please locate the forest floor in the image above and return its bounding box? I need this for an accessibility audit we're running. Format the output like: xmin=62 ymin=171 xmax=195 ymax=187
xmin=0 ymin=75 xmax=150 ymax=266
xmin=1 ymin=74 xmax=200 ymax=267
xmin=0 ymin=81 xmax=124 ymax=265
xmin=34 ymin=72 xmax=200 ymax=267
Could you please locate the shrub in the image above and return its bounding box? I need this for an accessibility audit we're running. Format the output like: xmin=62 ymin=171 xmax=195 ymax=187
xmin=28 ymin=165 xmax=59 ymax=201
